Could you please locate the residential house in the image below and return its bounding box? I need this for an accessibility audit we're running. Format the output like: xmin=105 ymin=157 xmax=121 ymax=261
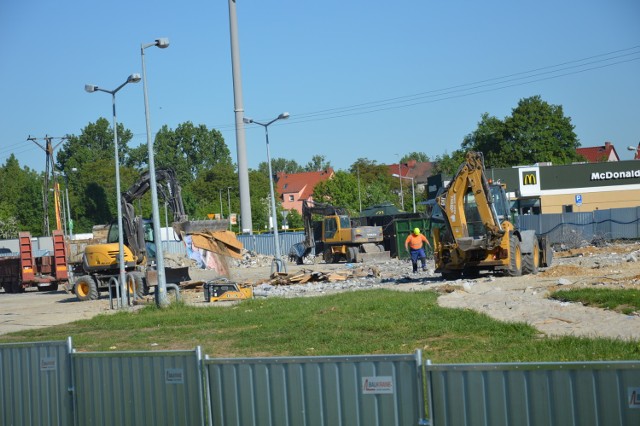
xmin=576 ymin=141 xmax=620 ymax=163
xmin=387 ymin=160 xmax=434 ymax=194
xmin=275 ymin=168 xmax=334 ymax=214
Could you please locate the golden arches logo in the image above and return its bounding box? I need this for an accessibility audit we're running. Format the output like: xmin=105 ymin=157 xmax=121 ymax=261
xmin=522 ymin=173 xmax=537 ymax=185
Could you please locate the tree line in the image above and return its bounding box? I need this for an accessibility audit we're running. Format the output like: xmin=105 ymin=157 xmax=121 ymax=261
xmin=0 ymin=95 xmax=583 ymax=238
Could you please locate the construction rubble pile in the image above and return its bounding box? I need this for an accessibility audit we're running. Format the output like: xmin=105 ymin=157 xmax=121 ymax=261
xmin=253 ymin=265 xmax=385 ymax=298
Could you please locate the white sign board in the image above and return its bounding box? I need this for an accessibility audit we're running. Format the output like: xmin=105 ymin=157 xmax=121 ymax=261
xmin=362 ymin=376 xmax=394 ymax=394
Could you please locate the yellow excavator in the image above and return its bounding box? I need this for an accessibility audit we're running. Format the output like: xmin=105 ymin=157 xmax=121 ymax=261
xmin=71 ymin=168 xmax=227 ymax=301
xmin=289 ymin=200 xmax=389 ymax=264
xmin=432 ymin=151 xmax=552 ymax=279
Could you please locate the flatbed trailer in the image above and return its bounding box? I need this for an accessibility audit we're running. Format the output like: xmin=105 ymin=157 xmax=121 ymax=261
xmin=0 ymin=230 xmax=69 ymax=293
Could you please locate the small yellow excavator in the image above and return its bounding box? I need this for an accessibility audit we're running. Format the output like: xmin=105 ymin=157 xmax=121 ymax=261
xmin=432 ymin=151 xmax=552 ymax=279
xmin=71 ymin=168 xmax=227 ymax=301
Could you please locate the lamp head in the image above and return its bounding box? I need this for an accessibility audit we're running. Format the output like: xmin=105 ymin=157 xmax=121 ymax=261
xmin=243 ymin=117 xmax=253 ymax=124
xmin=85 ymin=84 xmax=98 ymax=93
xmin=628 ymin=146 xmax=637 ymax=151
xmin=155 ymin=38 xmax=170 ymax=48
xmin=278 ymin=112 xmax=290 ymax=120
xmin=128 ymin=73 xmax=142 ymax=83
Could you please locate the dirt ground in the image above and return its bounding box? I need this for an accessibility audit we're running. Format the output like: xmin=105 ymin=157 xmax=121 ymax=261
xmin=1 ymin=242 xmax=639 ymax=341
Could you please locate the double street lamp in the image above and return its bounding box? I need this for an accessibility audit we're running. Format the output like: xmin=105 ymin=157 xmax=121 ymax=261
xmin=85 ymin=73 xmax=141 ymax=308
xmin=243 ymin=112 xmax=290 ymax=273
xmin=392 ymin=173 xmax=416 ymax=213
xmin=141 ymin=38 xmax=170 ymax=307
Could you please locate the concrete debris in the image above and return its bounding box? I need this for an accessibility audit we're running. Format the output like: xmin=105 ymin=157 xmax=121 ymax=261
xmin=267 ymin=266 xmax=381 ymax=286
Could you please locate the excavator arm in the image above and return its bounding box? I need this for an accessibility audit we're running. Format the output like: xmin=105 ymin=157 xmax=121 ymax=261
xmin=119 ymin=168 xmax=191 ymax=262
xmin=436 ymin=151 xmax=505 ymax=250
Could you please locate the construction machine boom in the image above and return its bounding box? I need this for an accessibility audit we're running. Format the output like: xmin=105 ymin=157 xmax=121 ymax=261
xmin=433 ymin=151 xmax=552 ymax=279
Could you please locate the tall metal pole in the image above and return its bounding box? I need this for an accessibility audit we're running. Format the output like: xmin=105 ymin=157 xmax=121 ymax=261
xmin=227 ymin=187 xmax=232 ymax=231
xmin=264 ymin=125 xmax=285 ymax=273
xmin=398 ymin=160 xmax=404 ymax=210
xmin=228 ymin=0 xmax=252 ymax=234
xmin=410 ymin=177 xmax=416 ymax=213
xmin=85 ymin=74 xmax=140 ymax=308
xmin=244 ymin=113 xmax=289 ymax=272
xmin=111 ymin=93 xmax=127 ymax=308
xmin=141 ymin=39 xmax=170 ymax=307
xmin=219 ymin=189 xmax=224 ymax=218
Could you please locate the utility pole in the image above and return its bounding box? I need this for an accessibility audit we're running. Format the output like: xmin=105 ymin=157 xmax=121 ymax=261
xmin=27 ymin=135 xmax=66 ymax=236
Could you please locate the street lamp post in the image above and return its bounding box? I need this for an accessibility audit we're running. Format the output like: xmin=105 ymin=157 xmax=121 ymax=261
xmin=243 ymin=112 xmax=289 ymax=273
xmin=85 ymin=73 xmax=141 ymax=308
xmin=395 ymin=155 xmax=404 ymax=210
xmin=392 ymin=173 xmax=416 ymax=213
xmin=219 ymin=189 xmax=224 ymax=219
xmin=141 ymin=37 xmax=170 ymax=307
xmin=227 ymin=187 xmax=232 ymax=231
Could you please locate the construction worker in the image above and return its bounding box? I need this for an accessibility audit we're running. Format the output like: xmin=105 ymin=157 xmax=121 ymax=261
xmin=404 ymin=227 xmax=431 ymax=273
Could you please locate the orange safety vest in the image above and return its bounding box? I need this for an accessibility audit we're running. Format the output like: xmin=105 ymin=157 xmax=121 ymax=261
xmin=405 ymin=233 xmax=428 ymax=250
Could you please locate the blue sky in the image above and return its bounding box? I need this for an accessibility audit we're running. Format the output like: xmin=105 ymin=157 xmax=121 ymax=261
xmin=2 ymin=0 xmax=639 ymax=174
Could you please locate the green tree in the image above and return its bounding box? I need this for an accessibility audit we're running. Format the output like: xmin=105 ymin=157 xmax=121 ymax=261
xmin=188 ymin=163 xmax=238 ymax=220
xmin=461 ymin=95 xmax=582 ymax=168
xmin=257 ymin=158 xmax=303 ymax=176
xmin=57 ymin=118 xmax=133 ymax=173
xmin=400 ymin=151 xmax=430 ymax=163
xmin=137 ymin=122 xmax=232 ymax=184
xmin=0 ymin=155 xmax=42 ymax=235
xmin=432 ymin=150 xmax=466 ymax=175
xmin=248 ymin=170 xmax=272 ymax=231
xmin=349 ymin=158 xmax=402 ymax=210
xmin=286 ymin=209 xmax=303 ymax=230
xmin=304 ymin=155 xmax=331 ymax=171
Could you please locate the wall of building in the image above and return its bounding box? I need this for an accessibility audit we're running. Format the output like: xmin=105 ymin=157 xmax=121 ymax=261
xmin=541 ymin=188 xmax=640 ymax=213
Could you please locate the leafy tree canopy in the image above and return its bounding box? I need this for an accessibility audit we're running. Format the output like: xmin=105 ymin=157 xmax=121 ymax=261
xmin=0 ymin=154 xmax=42 ymax=235
xmin=461 ymin=95 xmax=582 ymax=168
xmin=304 ymin=155 xmax=332 ymax=172
xmin=257 ymin=158 xmax=303 ymax=177
xmin=400 ymin=151 xmax=430 ymax=163
xmin=132 ymin=122 xmax=232 ymax=184
xmin=57 ymin=118 xmax=133 ymax=173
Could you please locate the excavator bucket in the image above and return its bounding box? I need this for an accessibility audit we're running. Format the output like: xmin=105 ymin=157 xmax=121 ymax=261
xmin=354 ymin=243 xmax=391 ymax=263
xmin=173 ymin=219 xmax=230 ymax=236
xmin=145 ymin=266 xmax=191 ymax=287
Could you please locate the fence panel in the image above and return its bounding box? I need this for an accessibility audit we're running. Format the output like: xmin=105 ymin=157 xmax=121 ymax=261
xmin=72 ymin=348 xmax=205 ymax=426
xmin=0 ymin=338 xmax=73 ymax=426
xmin=596 ymin=207 xmax=640 ymax=240
xmin=204 ymin=352 xmax=425 ymax=426
xmin=237 ymin=232 xmax=305 ymax=257
xmin=425 ymin=361 xmax=640 ymax=426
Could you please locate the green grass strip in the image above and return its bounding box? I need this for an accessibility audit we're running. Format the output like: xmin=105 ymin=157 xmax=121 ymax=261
xmin=1 ymin=289 xmax=638 ymax=363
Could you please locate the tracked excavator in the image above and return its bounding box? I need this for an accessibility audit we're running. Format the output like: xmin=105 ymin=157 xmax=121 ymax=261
xmin=289 ymin=200 xmax=389 ymax=264
xmin=71 ymin=168 xmax=228 ymax=301
xmin=432 ymin=151 xmax=552 ymax=279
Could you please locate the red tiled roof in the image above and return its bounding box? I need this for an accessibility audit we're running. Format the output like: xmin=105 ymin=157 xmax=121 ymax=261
xmin=576 ymin=141 xmax=620 ymax=163
xmin=276 ymin=168 xmax=334 ymax=201
xmin=388 ymin=161 xmax=434 ymax=183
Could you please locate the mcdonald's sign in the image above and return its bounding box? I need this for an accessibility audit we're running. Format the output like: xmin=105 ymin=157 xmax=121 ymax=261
xmin=522 ymin=172 xmax=537 ymax=185
xmin=518 ymin=167 xmax=541 ymax=196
